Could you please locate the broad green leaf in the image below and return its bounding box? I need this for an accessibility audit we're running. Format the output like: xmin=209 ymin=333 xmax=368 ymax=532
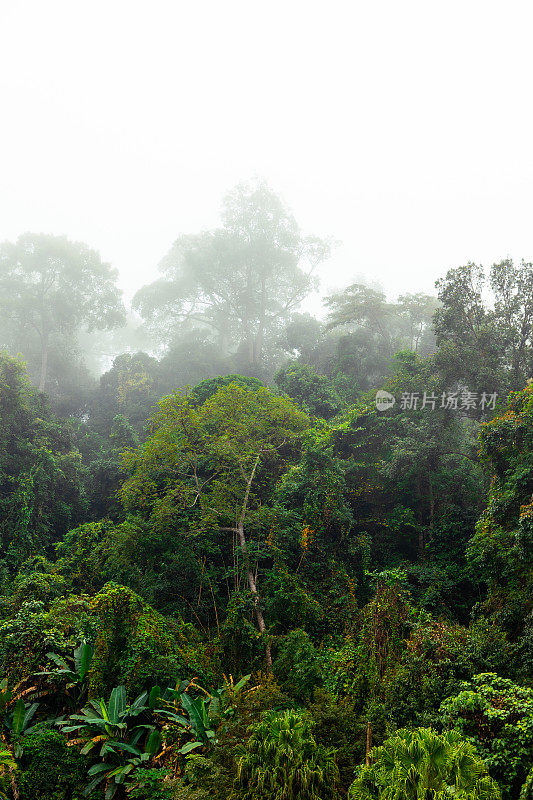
xmin=76 ymin=641 xmax=94 ymax=682
xmin=12 ymin=698 xmax=26 ymax=735
xmin=83 ymin=774 xmax=105 ymax=796
xmin=23 ymin=702 xmax=39 ymax=730
xmin=181 ymin=692 xmax=206 ymax=738
xmin=108 ymin=686 xmax=126 ymax=724
xmin=233 ymin=674 xmax=251 ymax=692
xmin=145 ymin=729 xmax=162 ymax=756
xmin=110 ymin=741 xmax=142 ymax=756
xmin=149 ymin=685 xmax=161 ymax=709
xmin=178 ymin=740 xmax=203 ymax=754
xmin=88 ymin=763 xmax=110 ymax=776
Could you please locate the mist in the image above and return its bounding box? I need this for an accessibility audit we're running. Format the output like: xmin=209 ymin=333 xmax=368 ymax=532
xmin=3 ymin=1 xmax=533 ymax=312
xmin=0 ymin=6 xmax=532 ymax=799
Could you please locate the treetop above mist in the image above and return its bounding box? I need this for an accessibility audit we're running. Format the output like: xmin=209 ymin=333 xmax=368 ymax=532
xmin=0 ymin=233 xmax=125 ymax=392
xmin=133 ymin=179 xmax=332 ymax=373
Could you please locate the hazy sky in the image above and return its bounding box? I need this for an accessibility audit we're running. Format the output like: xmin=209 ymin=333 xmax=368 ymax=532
xmin=1 ymin=1 xmax=533 ymax=316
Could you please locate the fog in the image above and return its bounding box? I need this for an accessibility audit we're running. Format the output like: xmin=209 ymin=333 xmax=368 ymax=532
xmin=2 ymin=0 xmax=533 ymax=314
xmin=0 ymin=8 xmax=532 ymax=782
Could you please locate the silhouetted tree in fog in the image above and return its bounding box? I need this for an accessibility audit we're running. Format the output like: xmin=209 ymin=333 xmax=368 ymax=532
xmin=133 ymin=179 xmax=331 ymax=375
xmin=0 ymin=233 xmax=125 ymax=393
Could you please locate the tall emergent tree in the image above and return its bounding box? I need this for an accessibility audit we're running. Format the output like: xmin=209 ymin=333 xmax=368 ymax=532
xmin=434 ymin=259 xmax=533 ymax=395
xmin=133 ymin=180 xmax=331 ymax=374
xmin=0 ymin=233 xmax=126 ymax=393
xmin=0 ymin=352 xmax=85 ymax=576
xmin=120 ymin=382 xmax=311 ymax=667
xmin=323 ymin=284 xmax=438 ymax=389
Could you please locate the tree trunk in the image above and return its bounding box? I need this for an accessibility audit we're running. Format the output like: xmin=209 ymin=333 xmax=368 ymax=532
xmin=9 ymin=765 xmax=18 ymax=800
xmin=428 ymin=473 xmax=435 ymax=542
xmin=237 ymin=520 xmax=272 ymax=669
xmin=254 ymin=278 xmax=267 ymax=370
xmin=38 ymin=328 xmax=49 ymax=392
xmin=512 ymin=315 xmax=530 ymax=389
xmin=365 ymin=721 xmax=372 ymax=766
xmin=219 ymin=321 xmax=230 ymax=358
xmin=416 ymin=472 xmax=425 ymax=561
xmin=236 ymin=452 xmax=272 ymax=669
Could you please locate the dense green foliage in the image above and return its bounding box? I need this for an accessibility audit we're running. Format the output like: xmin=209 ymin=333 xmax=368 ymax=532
xmin=439 ymin=674 xmax=533 ymax=799
xmin=348 ymin=727 xmax=501 ymax=800
xmin=0 ymin=187 xmax=530 ymax=799
xmin=233 ymin=708 xmax=339 ymax=799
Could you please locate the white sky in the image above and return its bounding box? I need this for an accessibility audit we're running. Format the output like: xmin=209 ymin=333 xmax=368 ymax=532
xmin=1 ymin=1 xmax=533 ymax=317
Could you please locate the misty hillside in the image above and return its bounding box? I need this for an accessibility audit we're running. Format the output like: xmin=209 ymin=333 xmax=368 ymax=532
xmin=0 ymin=183 xmax=531 ymax=799
xmin=0 ymin=3 xmax=532 ymax=800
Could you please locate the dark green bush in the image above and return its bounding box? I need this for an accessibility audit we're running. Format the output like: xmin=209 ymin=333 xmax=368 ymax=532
xmin=18 ymin=727 xmax=87 ymax=800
